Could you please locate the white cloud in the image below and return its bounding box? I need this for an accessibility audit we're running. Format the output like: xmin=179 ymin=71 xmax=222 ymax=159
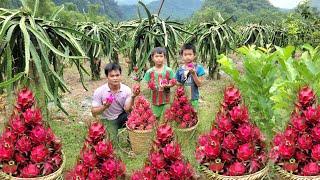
xmin=268 ymin=0 xmax=304 ymax=9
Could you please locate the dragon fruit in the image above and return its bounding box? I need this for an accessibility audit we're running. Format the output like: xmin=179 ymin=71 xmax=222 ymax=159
xmin=0 ymin=88 xmax=63 ymax=178
xmin=66 ymin=122 xmax=125 ymax=179
xmin=16 ymin=87 xmax=35 ymax=111
xmin=87 ymin=122 xmax=105 ymax=143
xmin=165 ymin=86 xmax=198 ymax=128
xmin=195 ymin=86 xmax=267 ymax=176
xmin=187 ymin=63 xmax=194 ymax=69
xmin=270 ymin=86 xmax=320 ymax=176
xmin=30 ymin=144 xmax=49 ymax=163
xmin=104 ymin=94 xmax=115 ymax=104
xmin=148 ymin=81 xmax=157 ymax=90
xmin=20 ymin=164 xmax=40 ymax=178
xmin=131 ymin=124 xmax=194 ymax=179
xmin=127 ymin=96 xmax=156 ymax=130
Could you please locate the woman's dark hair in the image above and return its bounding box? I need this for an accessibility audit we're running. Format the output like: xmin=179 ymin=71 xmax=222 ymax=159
xmin=180 ymin=43 xmax=196 ymax=55
xmin=104 ymin=63 xmax=122 ymax=76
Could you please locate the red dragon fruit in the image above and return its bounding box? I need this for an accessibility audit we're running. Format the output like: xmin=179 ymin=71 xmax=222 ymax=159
xmin=16 ymin=87 xmax=35 ymax=110
xmin=104 ymin=94 xmax=115 ymax=104
xmin=237 ymin=143 xmax=255 ymax=161
xmin=165 ymin=86 xmax=198 ymax=128
xmin=88 ymin=169 xmax=103 ymax=180
xmin=132 ymin=124 xmax=194 ymax=179
xmin=223 ymin=86 xmax=241 ymax=107
xmin=0 ymin=88 xmax=63 ymax=178
xmin=297 ymin=86 xmax=316 ymax=109
xmin=148 ymin=81 xmax=157 ymax=90
xmin=30 ymin=144 xmax=49 ymax=163
xmin=94 ymin=140 xmax=113 ymax=158
xmin=196 ymin=86 xmax=267 ymax=176
xmin=2 ymin=162 xmax=17 ymax=174
xmin=228 ymin=162 xmax=246 ymax=176
xmin=87 ymin=122 xmax=105 ymax=143
xmin=30 ymin=125 xmax=48 ymax=144
xmin=302 ymin=162 xmax=319 ymax=176
xmin=187 ymin=63 xmax=194 ymax=69
xmin=67 ymin=122 xmax=125 ymax=180
xmin=16 ymin=136 xmax=32 ymax=152
xmin=270 ymin=86 xmax=320 ymax=176
xmin=127 ymin=96 xmax=156 ymax=130
xmin=20 ymin=164 xmax=40 ymax=178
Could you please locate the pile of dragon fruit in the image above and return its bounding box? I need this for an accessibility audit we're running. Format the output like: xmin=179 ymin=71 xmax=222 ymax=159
xmin=195 ymin=86 xmax=267 ymax=176
xmin=127 ymin=95 xmax=156 ymax=130
xmin=66 ymin=122 xmax=126 ymax=179
xmin=131 ymin=124 xmax=195 ymax=179
xmin=0 ymin=88 xmax=63 ymax=178
xmin=164 ymin=86 xmax=198 ymax=128
xmin=270 ymin=86 xmax=320 ymax=176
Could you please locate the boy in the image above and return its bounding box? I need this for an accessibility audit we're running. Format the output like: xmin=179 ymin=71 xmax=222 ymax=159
xmin=143 ymin=47 xmax=176 ymax=120
xmin=91 ymin=63 xmax=140 ymax=144
xmin=176 ymin=43 xmax=205 ymax=110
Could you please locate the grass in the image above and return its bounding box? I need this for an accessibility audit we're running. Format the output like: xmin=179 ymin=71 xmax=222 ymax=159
xmin=49 ymin=77 xmax=232 ymax=175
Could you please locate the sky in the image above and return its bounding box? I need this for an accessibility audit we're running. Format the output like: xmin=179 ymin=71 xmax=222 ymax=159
xmin=268 ymin=0 xmax=304 ymax=9
xmin=116 ymin=0 xmax=305 ymax=9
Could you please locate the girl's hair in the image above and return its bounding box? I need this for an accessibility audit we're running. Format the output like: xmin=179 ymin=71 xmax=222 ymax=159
xmin=151 ymin=47 xmax=167 ymax=57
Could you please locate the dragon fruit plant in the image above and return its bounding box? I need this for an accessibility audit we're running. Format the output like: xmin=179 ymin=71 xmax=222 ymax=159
xmin=127 ymin=96 xmax=156 ymax=130
xmin=164 ymin=86 xmax=198 ymax=128
xmin=131 ymin=124 xmax=195 ymax=179
xmin=270 ymin=86 xmax=320 ymax=176
xmin=66 ymin=122 xmax=126 ymax=179
xmin=0 ymin=88 xmax=63 ymax=178
xmin=195 ymin=86 xmax=267 ymax=176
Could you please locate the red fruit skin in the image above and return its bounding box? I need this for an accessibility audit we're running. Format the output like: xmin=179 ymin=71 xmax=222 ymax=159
xmin=43 ymin=162 xmax=54 ymax=175
xmin=228 ymin=162 xmax=246 ymax=176
xmin=298 ymin=134 xmax=313 ymax=150
xmin=30 ymin=125 xmax=48 ymax=144
xmin=0 ymin=141 xmax=14 ymax=161
xmin=94 ymin=140 xmax=113 ymax=158
xmin=209 ymin=162 xmax=224 ymax=172
xmin=223 ymin=86 xmax=241 ymax=107
xmin=16 ymin=88 xmax=35 ymax=110
xmin=30 ymin=144 xmax=49 ymax=163
xmin=149 ymin=152 xmax=166 ymax=169
xmin=298 ymin=86 xmax=316 ymax=108
xmin=302 ymin=162 xmax=320 ymax=176
xmin=88 ymin=122 xmax=106 ymax=143
xmin=81 ymin=150 xmax=98 ymax=167
xmin=222 ymin=134 xmax=238 ymax=150
xmin=237 ymin=143 xmax=255 ymax=161
xmin=16 ymin=136 xmax=32 ymax=152
xmin=21 ymin=164 xmax=40 ymax=178
xmin=88 ymin=169 xmax=103 ymax=180
xmin=283 ymin=161 xmax=298 ymax=172
xmin=2 ymin=163 xmax=17 ymax=174
xmin=312 ymin=126 xmax=320 ymax=142
xmin=312 ymin=144 xmax=320 ymax=161
xmin=236 ymin=123 xmax=253 ymax=143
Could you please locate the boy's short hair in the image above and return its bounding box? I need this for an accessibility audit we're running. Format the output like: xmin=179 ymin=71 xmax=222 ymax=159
xmin=104 ymin=63 xmax=122 ymax=76
xmin=151 ymin=47 xmax=167 ymax=57
xmin=180 ymin=43 xmax=196 ymax=55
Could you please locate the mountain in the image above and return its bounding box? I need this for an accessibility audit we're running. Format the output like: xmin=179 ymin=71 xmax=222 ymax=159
xmin=311 ymin=0 xmax=320 ymax=10
xmin=120 ymin=0 xmax=202 ymax=20
xmin=53 ymin=0 xmax=123 ymax=19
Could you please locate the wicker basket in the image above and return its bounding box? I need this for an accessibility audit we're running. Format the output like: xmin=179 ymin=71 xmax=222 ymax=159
xmin=174 ymin=120 xmax=199 ymax=146
xmin=0 ymin=151 xmax=66 ymax=180
xmin=201 ymin=164 xmax=269 ymax=180
xmin=275 ymin=165 xmax=320 ymax=180
xmin=127 ymin=125 xmax=154 ymax=154
xmin=0 ymin=94 xmax=6 ymax=112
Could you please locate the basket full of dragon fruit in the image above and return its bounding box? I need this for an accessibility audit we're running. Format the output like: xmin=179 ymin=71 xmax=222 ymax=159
xmin=270 ymin=86 xmax=320 ymax=179
xmin=0 ymin=88 xmax=65 ymax=180
xmin=196 ymin=86 xmax=268 ymax=180
xmin=126 ymin=95 xmax=156 ymax=154
xmin=131 ymin=124 xmax=195 ymax=179
xmin=66 ymin=122 xmax=126 ymax=179
xmin=164 ymin=86 xmax=198 ymax=145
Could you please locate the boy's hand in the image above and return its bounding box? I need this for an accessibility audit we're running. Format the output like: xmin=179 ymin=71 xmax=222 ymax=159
xmin=189 ymin=67 xmax=196 ymax=75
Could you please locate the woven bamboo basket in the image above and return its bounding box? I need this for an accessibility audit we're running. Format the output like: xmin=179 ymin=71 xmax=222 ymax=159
xmin=126 ymin=125 xmax=154 ymax=154
xmin=0 ymin=151 xmax=65 ymax=180
xmin=275 ymin=165 xmax=320 ymax=180
xmin=0 ymin=94 xmax=6 ymax=112
xmin=174 ymin=120 xmax=199 ymax=146
xmin=201 ymin=164 xmax=269 ymax=180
